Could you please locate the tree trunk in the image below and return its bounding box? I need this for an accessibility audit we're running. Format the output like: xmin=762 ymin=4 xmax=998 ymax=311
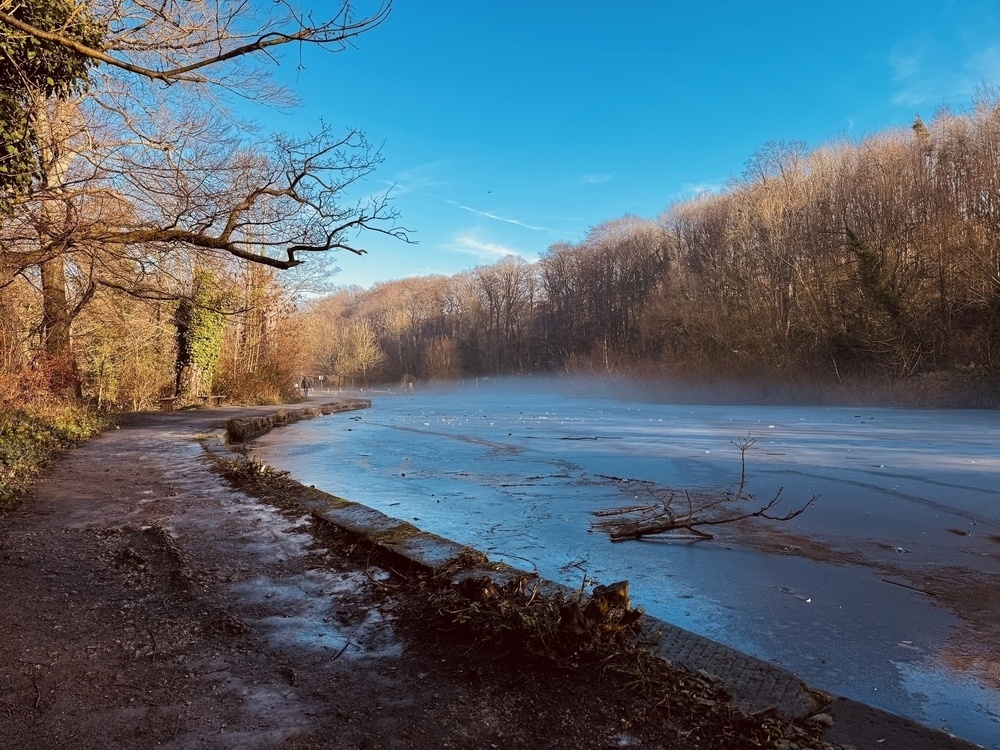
xmin=173 ymin=297 xmax=196 ymax=400
xmin=41 ymin=256 xmax=71 ymax=358
xmin=34 ymin=97 xmax=82 ymax=397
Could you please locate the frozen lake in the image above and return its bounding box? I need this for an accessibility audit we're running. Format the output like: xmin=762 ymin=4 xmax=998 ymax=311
xmin=255 ymin=381 xmax=1000 ymax=747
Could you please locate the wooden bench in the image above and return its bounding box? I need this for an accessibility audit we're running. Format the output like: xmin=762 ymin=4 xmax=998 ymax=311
xmin=196 ymin=394 xmax=226 ymax=407
xmin=159 ymin=397 xmax=178 ymax=412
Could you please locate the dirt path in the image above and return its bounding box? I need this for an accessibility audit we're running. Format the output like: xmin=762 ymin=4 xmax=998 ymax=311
xmin=2 ymin=406 xmax=712 ymax=750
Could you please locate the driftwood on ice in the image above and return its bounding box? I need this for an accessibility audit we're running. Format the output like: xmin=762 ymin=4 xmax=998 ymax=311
xmin=590 ymin=487 xmax=817 ymax=542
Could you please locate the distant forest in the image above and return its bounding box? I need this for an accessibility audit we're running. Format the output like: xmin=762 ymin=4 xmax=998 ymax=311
xmin=305 ymin=103 xmax=1000 ymax=405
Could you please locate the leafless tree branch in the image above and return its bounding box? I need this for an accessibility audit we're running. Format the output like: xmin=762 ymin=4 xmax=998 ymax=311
xmin=0 ymin=1 xmax=392 ymax=85
xmin=590 ymin=435 xmax=818 ymax=542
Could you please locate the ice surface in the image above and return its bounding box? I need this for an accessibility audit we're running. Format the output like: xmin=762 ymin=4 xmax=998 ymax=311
xmin=256 ymin=383 xmax=1000 ymax=747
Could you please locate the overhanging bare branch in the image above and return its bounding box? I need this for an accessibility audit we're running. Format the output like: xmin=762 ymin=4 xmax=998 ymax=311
xmin=0 ymin=2 xmax=392 ymax=85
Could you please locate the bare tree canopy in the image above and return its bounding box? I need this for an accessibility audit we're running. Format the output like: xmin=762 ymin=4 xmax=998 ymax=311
xmin=83 ymin=123 xmax=407 ymax=270
xmin=1 ymin=0 xmax=406 ymax=398
xmin=2 ymin=0 xmax=407 ymax=278
xmin=0 ymin=0 xmax=391 ymax=85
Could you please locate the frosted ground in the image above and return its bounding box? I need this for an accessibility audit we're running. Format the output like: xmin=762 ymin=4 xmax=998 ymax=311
xmin=255 ymin=380 xmax=1000 ymax=748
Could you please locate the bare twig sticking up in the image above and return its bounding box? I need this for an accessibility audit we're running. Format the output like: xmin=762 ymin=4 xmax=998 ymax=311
xmin=590 ymin=434 xmax=817 ymax=542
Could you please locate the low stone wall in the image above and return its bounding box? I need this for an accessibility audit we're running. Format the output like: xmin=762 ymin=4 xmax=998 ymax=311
xmin=225 ymin=398 xmax=371 ymax=444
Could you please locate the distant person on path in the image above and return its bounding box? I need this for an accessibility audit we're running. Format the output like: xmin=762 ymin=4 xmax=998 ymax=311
xmin=301 ymin=377 xmax=310 ymax=397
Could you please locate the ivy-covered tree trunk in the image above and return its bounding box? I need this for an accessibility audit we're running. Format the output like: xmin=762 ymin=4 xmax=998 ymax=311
xmin=174 ymin=269 xmax=226 ymax=402
xmin=0 ymin=1 xmax=103 ymax=212
xmin=173 ymin=297 xmax=195 ymax=398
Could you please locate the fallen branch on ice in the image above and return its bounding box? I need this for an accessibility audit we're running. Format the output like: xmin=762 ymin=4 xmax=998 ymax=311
xmin=589 ymin=433 xmax=818 ymax=542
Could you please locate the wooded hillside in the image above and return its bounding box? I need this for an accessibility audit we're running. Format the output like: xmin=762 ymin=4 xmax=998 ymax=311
xmin=303 ymin=101 xmax=1000 ymax=404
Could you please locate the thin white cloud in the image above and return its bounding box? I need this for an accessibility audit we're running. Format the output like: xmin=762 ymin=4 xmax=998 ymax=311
xmin=889 ymin=38 xmax=1000 ymax=107
xmin=378 ymin=163 xmax=444 ymax=196
xmin=889 ymin=43 xmax=946 ymax=106
xmin=445 ymin=200 xmax=552 ymax=232
xmin=450 ymin=233 xmax=537 ymax=262
xmin=578 ymin=173 xmax=614 ymax=185
xmin=968 ymin=45 xmax=1000 ymax=93
xmin=451 ymin=234 xmax=519 ymax=260
xmin=662 ymin=180 xmax=725 ymax=205
xmin=678 ymin=180 xmax=723 ymax=197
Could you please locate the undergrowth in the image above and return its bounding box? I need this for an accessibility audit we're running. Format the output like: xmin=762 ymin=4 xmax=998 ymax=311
xmin=0 ymin=405 xmax=112 ymax=513
xmin=406 ymin=570 xmax=840 ymax=750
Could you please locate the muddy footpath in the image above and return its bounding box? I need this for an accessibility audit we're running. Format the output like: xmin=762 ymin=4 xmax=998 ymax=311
xmin=0 ymin=403 xmax=980 ymax=749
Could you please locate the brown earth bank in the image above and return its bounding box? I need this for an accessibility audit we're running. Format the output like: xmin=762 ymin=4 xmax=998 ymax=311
xmin=0 ymin=404 xmax=854 ymax=749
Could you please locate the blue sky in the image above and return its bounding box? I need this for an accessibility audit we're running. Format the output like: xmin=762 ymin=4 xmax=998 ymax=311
xmin=254 ymin=1 xmax=1000 ymax=288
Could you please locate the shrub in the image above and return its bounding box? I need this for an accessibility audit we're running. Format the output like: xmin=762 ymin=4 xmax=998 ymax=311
xmin=0 ymin=405 xmax=111 ymax=513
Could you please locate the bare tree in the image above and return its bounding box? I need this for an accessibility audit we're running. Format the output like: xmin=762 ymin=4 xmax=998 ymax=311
xmin=591 ymin=486 xmax=816 ymax=542
xmin=537 ymin=217 xmax=664 ymax=367
xmin=473 ymin=256 xmax=536 ymax=372
xmin=318 ymin=320 xmax=384 ymax=387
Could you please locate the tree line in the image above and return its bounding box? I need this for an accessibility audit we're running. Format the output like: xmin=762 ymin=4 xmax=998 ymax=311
xmin=307 ymin=101 xmax=1000 ymax=403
